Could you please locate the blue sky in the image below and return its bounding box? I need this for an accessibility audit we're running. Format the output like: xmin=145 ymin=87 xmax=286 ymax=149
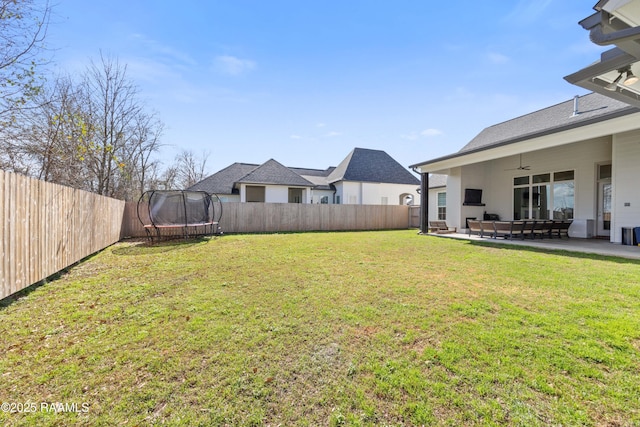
xmin=47 ymin=1 xmax=604 ymax=175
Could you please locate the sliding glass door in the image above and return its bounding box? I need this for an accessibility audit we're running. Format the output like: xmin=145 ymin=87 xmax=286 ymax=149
xmin=513 ymin=171 xmax=574 ymax=220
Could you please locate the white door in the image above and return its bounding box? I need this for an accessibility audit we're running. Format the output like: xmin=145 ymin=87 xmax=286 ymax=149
xmin=597 ymin=181 xmax=612 ymax=237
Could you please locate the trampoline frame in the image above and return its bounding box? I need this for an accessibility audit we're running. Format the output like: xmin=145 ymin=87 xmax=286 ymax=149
xmin=137 ymin=190 xmax=223 ymax=242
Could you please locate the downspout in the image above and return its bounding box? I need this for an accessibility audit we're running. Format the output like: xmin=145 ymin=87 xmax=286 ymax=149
xmin=420 ymin=173 xmax=429 ymax=234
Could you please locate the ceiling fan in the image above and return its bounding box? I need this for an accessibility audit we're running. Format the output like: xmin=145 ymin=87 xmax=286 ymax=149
xmin=505 ymin=154 xmax=530 ymax=171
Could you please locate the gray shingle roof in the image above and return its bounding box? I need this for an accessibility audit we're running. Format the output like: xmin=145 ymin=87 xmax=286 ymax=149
xmin=189 ymin=149 xmax=418 ymax=195
xmin=188 ymin=162 xmax=258 ymax=194
xmin=289 ymin=166 xmax=336 ymax=177
xmin=236 ymin=159 xmax=314 ymax=187
xmin=290 ymin=167 xmax=336 ymax=191
xmin=410 ymin=92 xmax=639 ymax=168
xmin=459 ymin=92 xmax=636 ymax=154
xmin=328 ymin=148 xmax=420 ymax=185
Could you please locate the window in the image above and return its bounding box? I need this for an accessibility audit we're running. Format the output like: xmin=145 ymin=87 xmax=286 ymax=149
xmin=288 ymin=188 xmax=303 ymax=203
xmin=437 ymin=192 xmax=446 ymax=220
xmin=320 ymin=196 xmax=329 ymax=204
xmin=513 ymin=170 xmax=573 ymax=220
xmin=246 ymin=186 xmax=265 ymax=202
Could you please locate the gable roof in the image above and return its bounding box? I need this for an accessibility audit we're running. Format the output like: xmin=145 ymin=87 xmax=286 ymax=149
xmin=289 ymin=166 xmax=336 ymax=191
xmin=235 ymin=159 xmax=314 ymax=187
xmin=328 ymin=148 xmax=420 ymax=185
xmin=189 ymin=149 xmax=419 ymax=195
xmin=410 ymin=92 xmax=639 ymax=170
xmin=188 ymin=162 xmax=258 ymax=194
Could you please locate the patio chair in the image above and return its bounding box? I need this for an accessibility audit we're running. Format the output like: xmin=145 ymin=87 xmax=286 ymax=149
xmin=521 ymin=220 xmax=535 ymax=239
xmin=551 ymin=220 xmax=572 ymax=238
xmin=479 ymin=220 xmax=496 ymax=238
xmin=493 ymin=221 xmax=513 ymax=239
xmin=429 ymin=221 xmax=457 ymax=234
xmin=492 ymin=221 xmax=525 ymax=240
xmin=467 ymin=219 xmax=483 ymax=237
xmin=531 ymin=220 xmax=553 ymax=239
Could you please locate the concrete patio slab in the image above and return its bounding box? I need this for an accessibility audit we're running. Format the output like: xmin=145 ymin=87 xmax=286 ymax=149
xmin=426 ymin=232 xmax=640 ymax=260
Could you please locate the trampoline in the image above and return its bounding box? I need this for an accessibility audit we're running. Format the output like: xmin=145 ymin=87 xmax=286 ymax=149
xmin=137 ymin=190 xmax=223 ymax=242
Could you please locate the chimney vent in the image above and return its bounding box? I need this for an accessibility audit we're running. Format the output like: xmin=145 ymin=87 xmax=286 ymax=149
xmin=572 ymin=95 xmax=580 ymax=117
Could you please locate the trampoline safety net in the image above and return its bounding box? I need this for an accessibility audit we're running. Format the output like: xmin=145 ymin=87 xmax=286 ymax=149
xmin=137 ymin=190 xmax=223 ymax=241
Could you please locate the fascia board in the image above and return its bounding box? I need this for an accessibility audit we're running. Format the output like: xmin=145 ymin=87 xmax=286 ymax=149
xmin=564 ymin=48 xmax=636 ymax=83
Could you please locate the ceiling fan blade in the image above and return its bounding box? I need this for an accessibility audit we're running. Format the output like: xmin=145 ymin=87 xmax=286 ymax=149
xmin=504 ymin=154 xmax=531 ymax=171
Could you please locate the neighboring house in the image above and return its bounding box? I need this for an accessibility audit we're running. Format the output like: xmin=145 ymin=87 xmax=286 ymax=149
xmin=411 ymin=1 xmax=640 ymax=244
xmin=326 ymin=148 xmax=420 ymax=205
xmin=189 ymin=148 xmax=421 ymax=205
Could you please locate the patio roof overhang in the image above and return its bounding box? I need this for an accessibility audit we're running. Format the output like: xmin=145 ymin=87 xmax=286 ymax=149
xmin=409 ymin=110 xmax=640 ymax=174
xmin=564 ymin=4 xmax=640 ymax=107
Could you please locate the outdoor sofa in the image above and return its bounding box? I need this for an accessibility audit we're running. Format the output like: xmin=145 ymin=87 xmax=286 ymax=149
xmin=467 ymin=219 xmax=572 ymax=240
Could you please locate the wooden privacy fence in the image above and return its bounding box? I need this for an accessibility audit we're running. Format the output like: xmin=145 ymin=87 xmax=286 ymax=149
xmin=122 ymin=202 xmax=413 ymax=237
xmin=1 ymin=170 xmax=125 ymax=300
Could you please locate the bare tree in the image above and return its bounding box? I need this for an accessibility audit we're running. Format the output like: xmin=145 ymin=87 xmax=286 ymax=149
xmin=3 ymin=56 xmax=165 ymax=200
xmin=116 ymin=111 xmax=164 ymax=199
xmin=78 ymin=53 xmax=144 ymax=197
xmin=15 ymin=74 xmax=88 ymax=186
xmin=172 ymin=149 xmax=209 ymax=189
xmin=0 ymin=0 xmax=50 ymax=126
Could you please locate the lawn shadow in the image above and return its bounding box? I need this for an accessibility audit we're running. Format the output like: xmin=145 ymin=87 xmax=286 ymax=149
xmin=113 ymin=236 xmax=214 ymax=256
xmin=0 ymin=251 xmax=102 ymax=310
xmin=467 ymin=239 xmax=640 ymax=265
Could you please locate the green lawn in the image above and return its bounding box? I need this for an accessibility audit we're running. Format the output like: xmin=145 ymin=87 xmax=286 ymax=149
xmin=1 ymin=230 xmax=640 ymax=426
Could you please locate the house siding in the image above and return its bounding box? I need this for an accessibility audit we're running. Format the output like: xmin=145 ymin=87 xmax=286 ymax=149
xmin=336 ymin=181 xmax=419 ymax=205
xmin=311 ymin=189 xmax=335 ymax=204
xmin=612 ymin=129 xmax=640 ymax=243
xmin=240 ymin=184 xmax=311 ymax=203
xmin=441 ymin=138 xmax=613 ymax=233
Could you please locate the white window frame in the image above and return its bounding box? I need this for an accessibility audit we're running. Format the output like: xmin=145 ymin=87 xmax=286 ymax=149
xmin=437 ymin=191 xmax=446 ymax=220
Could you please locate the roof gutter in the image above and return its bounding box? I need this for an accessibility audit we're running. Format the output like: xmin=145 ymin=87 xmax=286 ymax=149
xmin=581 ymin=11 xmax=640 ymax=46
xmin=564 ymin=8 xmax=640 ymax=108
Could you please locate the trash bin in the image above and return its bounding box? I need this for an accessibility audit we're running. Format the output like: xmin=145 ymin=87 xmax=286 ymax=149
xmin=622 ymin=227 xmax=634 ymax=245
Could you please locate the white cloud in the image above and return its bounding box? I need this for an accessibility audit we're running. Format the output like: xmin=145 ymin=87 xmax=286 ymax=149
xmin=421 ymin=128 xmax=443 ymax=137
xmin=214 ymin=55 xmax=256 ymax=75
xmin=325 ymin=131 xmax=341 ymax=137
xmin=316 ymin=122 xmax=326 ymax=128
xmin=290 ymin=134 xmax=302 ymax=140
